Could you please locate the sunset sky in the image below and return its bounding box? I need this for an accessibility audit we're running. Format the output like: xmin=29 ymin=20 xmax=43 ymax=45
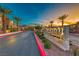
xmin=0 ymin=3 xmax=79 ymax=26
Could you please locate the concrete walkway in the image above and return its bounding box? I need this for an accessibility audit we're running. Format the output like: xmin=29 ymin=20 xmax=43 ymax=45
xmin=44 ymin=32 xmax=69 ymax=51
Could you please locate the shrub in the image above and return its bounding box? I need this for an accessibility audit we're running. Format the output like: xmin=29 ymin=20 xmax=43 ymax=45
xmin=42 ymin=39 xmax=47 ymax=43
xmin=75 ymin=49 xmax=79 ymax=56
xmin=36 ymin=30 xmax=51 ymax=49
xmin=44 ymin=41 xmax=51 ymax=49
xmin=39 ymin=36 xmax=44 ymax=39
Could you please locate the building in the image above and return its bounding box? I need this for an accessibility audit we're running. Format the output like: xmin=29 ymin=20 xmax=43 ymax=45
xmin=0 ymin=16 xmax=15 ymax=33
xmin=0 ymin=17 xmax=2 ymax=31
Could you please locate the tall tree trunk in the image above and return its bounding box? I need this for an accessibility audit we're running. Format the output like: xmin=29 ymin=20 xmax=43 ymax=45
xmin=51 ymin=23 xmax=52 ymax=27
xmin=62 ymin=19 xmax=64 ymax=28
xmin=2 ymin=14 xmax=6 ymax=33
xmin=17 ymin=21 xmax=19 ymax=31
xmin=62 ymin=19 xmax=64 ymax=40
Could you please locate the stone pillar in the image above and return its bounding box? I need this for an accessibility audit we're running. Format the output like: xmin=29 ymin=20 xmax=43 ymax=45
xmin=63 ymin=26 xmax=69 ymax=51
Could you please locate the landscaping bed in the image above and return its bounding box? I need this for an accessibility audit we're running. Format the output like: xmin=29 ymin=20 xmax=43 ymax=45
xmin=35 ymin=31 xmax=51 ymax=49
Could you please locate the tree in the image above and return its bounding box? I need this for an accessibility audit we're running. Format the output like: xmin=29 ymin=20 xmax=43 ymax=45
xmin=50 ymin=21 xmax=53 ymax=27
xmin=76 ymin=21 xmax=79 ymax=29
xmin=58 ymin=14 xmax=68 ymax=39
xmin=13 ymin=16 xmax=21 ymax=31
xmin=0 ymin=6 xmax=11 ymax=33
xmin=58 ymin=14 xmax=68 ymax=28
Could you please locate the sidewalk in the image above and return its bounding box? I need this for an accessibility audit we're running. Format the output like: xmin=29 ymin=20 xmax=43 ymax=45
xmin=44 ymin=32 xmax=69 ymax=51
xmin=0 ymin=31 xmax=22 ymax=38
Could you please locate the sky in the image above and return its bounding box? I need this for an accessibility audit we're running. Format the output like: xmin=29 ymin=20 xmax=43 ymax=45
xmin=0 ymin=3 xmax=53 ymax=25
xmin=0 ymin=3 xmax=79 ymax=26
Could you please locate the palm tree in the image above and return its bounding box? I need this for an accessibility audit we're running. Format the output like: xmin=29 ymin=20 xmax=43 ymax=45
xmin=58 ymin=14 xmax=68 ymax=39
xmin=58 ymin=14 xmax=68 ymax=28
xmin=76 ymin=21 xmax=79 ymax=29
xmin=50 ymin=21 xmax=53 ymax=27
xmin=0 ymin=6 xmax=11 ymax=33
xmin=13 ymin=16 xmax=21 ymax=31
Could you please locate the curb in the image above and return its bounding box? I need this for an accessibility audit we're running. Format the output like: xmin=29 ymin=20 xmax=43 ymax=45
xmin=34 ymin=32 xmax=46 ymax=56
xmin=0 ymin=31 xmax=22 ymax=38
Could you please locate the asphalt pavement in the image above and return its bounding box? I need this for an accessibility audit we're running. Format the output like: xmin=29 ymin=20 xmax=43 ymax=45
xmin=0 ymin=30 xmax=40 ymax=56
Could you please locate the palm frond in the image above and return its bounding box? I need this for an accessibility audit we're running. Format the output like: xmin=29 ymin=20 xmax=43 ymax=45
xmin=58 ymin=14 xmax=68 ymax=20
xmin=50 ymin=21 xmax=53 ymax=23
xmin=0 ymin=5 xmax=11 ymax=14
xmin=13 ymin=16 xmax=21 ymax=21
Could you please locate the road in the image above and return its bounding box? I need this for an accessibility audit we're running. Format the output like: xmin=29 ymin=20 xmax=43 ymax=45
xmin=0 ymin=31 xmax=40 ymax=56
xmin=69 ymin=33 xmax=79 ymax=46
